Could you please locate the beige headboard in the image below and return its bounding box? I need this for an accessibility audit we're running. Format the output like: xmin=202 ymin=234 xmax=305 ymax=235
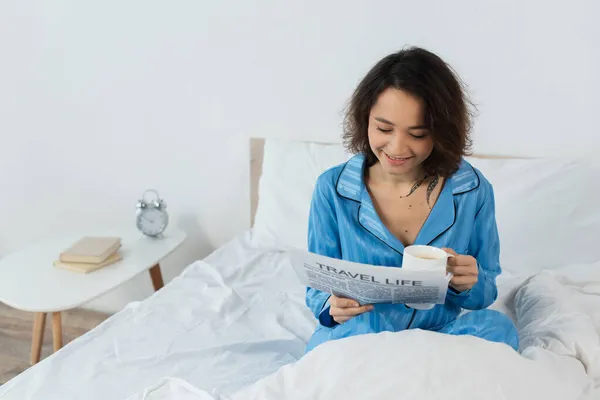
xmin=250 ymin=138 xmax=265 ymax=226
xmin=249 ymin=138 xmax=524 ymax=224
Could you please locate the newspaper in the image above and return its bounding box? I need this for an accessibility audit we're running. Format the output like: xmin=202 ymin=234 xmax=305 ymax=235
xmin=289 ymin=249 xmax=451 ymax=305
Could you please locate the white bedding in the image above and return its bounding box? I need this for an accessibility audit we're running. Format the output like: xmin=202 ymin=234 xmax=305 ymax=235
xmin=131 ymin=324 xmax=597 ymax=400
xmin=234 ymin=263 xmax=599 ymax=400
xmin=0 ymin=231 xmax=315 ymax=399
xmin=1 ymin=231 xmax=598 ymax=400
xmin=515 ymin=263 xmax=600 ymax=387
xmin=127 ymin=262 xmax=600 ymax=400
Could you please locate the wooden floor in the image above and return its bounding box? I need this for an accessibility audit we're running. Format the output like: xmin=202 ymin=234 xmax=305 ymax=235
xmin=0 ymin=302 xmax=110 ymax=384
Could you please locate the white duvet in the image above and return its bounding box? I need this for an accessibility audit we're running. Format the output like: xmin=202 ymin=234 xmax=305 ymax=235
xmin=129 ymin=263 xmax=600 ymax=400
xmin=0 ymin=233 xmax=316 ymax=400
xmin=1 ymin=232 xmax=598 ymax=400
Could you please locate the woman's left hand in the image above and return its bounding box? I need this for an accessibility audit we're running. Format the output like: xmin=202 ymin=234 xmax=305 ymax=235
xmin=442 ymin=248 xmax=478 ymax=292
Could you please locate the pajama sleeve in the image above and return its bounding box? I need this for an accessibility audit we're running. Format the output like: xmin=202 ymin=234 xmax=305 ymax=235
xmin=305 ymin=174 xmax=341 ymax=328
xmin=447 ymin=180 xmax=501 ymax=310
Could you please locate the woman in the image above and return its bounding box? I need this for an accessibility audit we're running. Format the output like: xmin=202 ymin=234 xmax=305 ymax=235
xmin=304 ymin=47 xmax=518 ymax=353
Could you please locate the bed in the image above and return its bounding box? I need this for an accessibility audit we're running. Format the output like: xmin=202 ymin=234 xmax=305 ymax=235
xmin=0 ymin=138 xmax=599 ymax=400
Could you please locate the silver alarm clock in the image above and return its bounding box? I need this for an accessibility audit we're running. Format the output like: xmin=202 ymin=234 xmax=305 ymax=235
xmin=136 ymin=189 xmax=169 ymax=237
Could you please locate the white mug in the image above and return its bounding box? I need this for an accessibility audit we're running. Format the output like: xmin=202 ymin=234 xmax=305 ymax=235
xmin=402 ymin=245 xmax=454 ymax=310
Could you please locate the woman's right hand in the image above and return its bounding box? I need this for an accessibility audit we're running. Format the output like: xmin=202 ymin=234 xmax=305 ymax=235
xmin=329 ymin=295 xmax=374 ymax=324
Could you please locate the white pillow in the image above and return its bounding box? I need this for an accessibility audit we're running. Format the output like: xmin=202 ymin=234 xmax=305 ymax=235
xmin=466 ymin=156 xmax=600 ymax=276
xmin=251 ymin=140 xmax=600 ymax=275
xmin=251 ymin=139 xmax=351 ymax=250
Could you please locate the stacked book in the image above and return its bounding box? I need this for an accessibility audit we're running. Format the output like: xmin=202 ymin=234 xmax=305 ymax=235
xmin=53 ymin=236 xmax=122 ymax=273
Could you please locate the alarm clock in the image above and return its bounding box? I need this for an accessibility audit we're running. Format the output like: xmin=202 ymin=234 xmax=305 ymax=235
xmin=135 ymin=189 xmax=169 ymax=237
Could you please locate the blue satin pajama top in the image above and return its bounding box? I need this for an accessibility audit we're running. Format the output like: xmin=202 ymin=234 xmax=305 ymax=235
xmin=305 ymin=153 xmax=502 ymax=345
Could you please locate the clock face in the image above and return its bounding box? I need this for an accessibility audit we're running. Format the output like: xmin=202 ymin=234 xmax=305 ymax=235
xmin=137 ymin=208 xmax=168 ymax=236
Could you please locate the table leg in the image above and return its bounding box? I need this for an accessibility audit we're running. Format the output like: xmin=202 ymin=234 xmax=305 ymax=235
xmin=31 ymin=312 xmax=46 ymax=365
xmin=149 ymin=263 xmax=164 ymax=291
xmin=52 ymin=312 xmax=62 ymax=352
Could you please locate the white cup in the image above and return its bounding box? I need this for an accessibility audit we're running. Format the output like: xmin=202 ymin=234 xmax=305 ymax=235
xmin=402 ymin=245 xmax=453 ymax=310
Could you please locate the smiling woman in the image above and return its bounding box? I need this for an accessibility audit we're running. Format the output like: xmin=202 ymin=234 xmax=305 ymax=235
xmin=343 ymin=46 xmax=474 ymax=180
xmin=304 ymin=46 xmax=518 ymax=354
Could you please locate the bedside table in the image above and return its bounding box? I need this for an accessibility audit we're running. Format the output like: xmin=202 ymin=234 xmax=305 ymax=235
xmin=0 ymin=228 xmax=187 ymax=365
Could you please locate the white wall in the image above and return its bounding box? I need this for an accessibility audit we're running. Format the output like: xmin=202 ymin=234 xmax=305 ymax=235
xmin=1 ymin=0 xmax=598 ymax=313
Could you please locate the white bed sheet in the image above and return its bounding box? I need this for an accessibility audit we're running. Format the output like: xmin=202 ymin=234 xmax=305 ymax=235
xmin=0 ymin=231 xmax=316 ymax=400
xmin=125 ymin=261 xmax=600 ymax=400
xmin=0 ymin=231 xmax=582 ymax=400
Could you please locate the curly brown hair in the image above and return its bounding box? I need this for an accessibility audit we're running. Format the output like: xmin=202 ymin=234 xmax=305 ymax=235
xmin=342 ymin=47 xmax=475 ymax=178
